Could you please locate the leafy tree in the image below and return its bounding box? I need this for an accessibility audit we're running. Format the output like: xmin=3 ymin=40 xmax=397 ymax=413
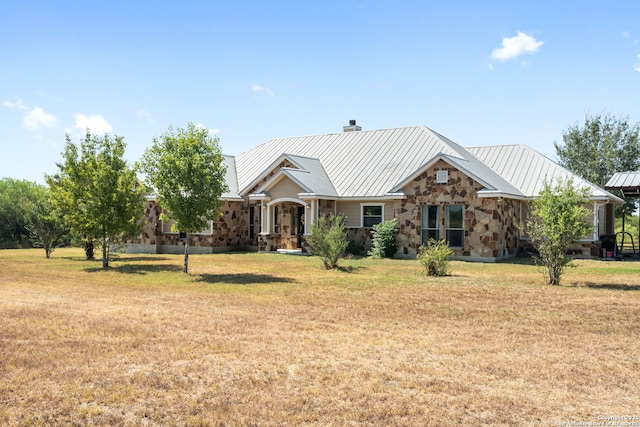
xmin=525 ymin=179 xmax=592 ymax=286
xmin=46 ymin=132 xmax=145 ymax=268
xmin=368 ymin=219 xmax=397 ymax=258
xmin=307 ymin=213 xmax=349 ymax=270
xmin=554 ymin=112 xmax=640 ymax=212
xmin=417 ymin=238 xmax=454 ymax=277
xmin=26 ymin=187 xmax=69 ymax=258
xmin=139 ymin=123 xmax=228 ymax=274
xmin=0 ymin=178 xmax=43 ymax=248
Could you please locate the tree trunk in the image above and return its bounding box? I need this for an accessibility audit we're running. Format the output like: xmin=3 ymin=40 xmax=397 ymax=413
xmin=102 ymin=235 xmax=109 ymax=268
xmin=183 ymin=234 xmax=189 ymax=274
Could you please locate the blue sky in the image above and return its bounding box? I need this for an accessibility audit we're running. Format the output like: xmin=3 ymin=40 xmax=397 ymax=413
xmin=2 ymin=0 xmax=639 ymax=184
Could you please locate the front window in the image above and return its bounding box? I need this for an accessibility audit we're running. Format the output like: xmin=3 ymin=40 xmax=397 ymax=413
xmin=421 ymin=205 xmax=440 ymax=245
xmin=446 ymin=205 xmax=464 ymax=248
xmin=362 ymin=204 xmax=383 ymax=228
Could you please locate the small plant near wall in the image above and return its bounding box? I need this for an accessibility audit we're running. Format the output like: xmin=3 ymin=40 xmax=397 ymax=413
xmin=368 ymin=219 xmax=397 ymax=258
xmin=418 ymin=238 xmax=454 ymax=276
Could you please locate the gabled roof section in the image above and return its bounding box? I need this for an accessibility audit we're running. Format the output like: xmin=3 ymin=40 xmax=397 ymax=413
xmin=252 ymin=154 xmax=338 ymax=198
xmin=467 ymin=144 xmax=624 ymax=203
xmin=391 ymin=152 xmax=525 ymax=199
xmin=236 ymin=126 xmax=474 ymax=198
xmin=221 ymin=155 xmax=243 ymax=200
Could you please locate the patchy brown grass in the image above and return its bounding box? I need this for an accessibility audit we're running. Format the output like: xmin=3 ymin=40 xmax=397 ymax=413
xmin=1 ymin=249 xmax=639 ymax=426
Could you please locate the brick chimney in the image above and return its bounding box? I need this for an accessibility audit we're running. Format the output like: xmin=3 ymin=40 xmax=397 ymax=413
xmin=343 ymin=119 xmax=362 ymax=132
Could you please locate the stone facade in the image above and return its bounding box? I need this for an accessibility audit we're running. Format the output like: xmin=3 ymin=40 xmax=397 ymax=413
xmin=130 ymin=160 xmax=603 ymax=261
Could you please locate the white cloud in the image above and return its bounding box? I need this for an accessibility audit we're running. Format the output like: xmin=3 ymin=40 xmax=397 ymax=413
xmin=491 ymin=31 xmax=544 ymax=62
xmin=634 ymin=54 xmax=640 ymax=72
xmin=23 ymin=107 xmax=58 ymax=129
xmin=251 ymin=83 xmax=274 ymax=96
xmin=74 ymin=114 xmax=112 ymax=134
xmin=194 ymin=122 xmax=220 ymax=134
xmin=3 ymin=98 xmax=28 ymax=110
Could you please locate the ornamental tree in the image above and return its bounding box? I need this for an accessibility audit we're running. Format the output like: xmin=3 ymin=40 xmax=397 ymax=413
xmin=139 ymin=123 xmax=228 ymax=274
xmin=525 ymin=179 xmax=592 ymax=286
xmin=46 ymin=132 xmax=145 ymax=268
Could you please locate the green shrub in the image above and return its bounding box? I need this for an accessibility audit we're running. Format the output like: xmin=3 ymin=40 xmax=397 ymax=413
xmin=345 ymin=239 xmax=363 ymax=256
xmin=307 ymin=214 xmax=349 ymax=270
xmin=368 ymin=219 xmax=397 ymax=258
xmin=418 ymin=239 xmax=454 ymax=276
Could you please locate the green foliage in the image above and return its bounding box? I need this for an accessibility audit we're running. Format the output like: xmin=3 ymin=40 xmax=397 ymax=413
xmin=46 ymin=132 xmax=145 ymax=268
xmin=368 ymin=219 xmax=397 ymax=258
xmin=139 ymin=122 xmax=228 ymax=273
xmin=26 ymin=187 xmax=69 ymax=258
xmin=307 ymin=214 xmax=349 ymax=270
xmin=0 ymin=178 xmax=45 ymax=248
xmin=417 ymin=238 xmax=454 ymax=277
xmin=525 ymin=179 xmax=592 ymax=286
xmin=345 ymin=239 xmax=363 ymax=256
xmin=554 ymin=112 xmax=640 ymax=213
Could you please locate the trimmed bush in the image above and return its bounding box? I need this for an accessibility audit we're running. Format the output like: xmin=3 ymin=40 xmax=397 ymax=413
xmin=368 ymin=219 xmax=397 ymax=258
xmin=418 ymin=239 xmax=454 ymax=276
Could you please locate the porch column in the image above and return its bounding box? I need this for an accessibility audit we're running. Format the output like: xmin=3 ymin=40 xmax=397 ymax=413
xmin=263 ymin=204 xmax=271 ymax=234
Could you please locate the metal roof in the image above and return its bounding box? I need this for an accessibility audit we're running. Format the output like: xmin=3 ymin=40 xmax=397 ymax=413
xmin=221 ymin=155 xmax=243 ymax=200
xmin=467 ymin=144 xmax=623 ymax=203
xmin=606 ymin=172 xmax=640 ymax=197
xmin=234 ymin=126 xmax=521 ymax=199
xmin=220 ymin=127 xmax=623 ymax=204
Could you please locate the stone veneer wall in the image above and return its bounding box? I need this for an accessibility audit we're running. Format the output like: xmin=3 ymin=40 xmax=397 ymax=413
xmin=129 ymin=200 xmax=249 ymax=253
xmin=393 ymin=160 xmax=522 ymax=261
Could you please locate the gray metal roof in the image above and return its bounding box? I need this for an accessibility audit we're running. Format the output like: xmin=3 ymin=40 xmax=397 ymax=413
xmin=234 ymin=126 xmax=521 ymax=198
xmin=606 ymin=172 xmax=640 ymax=197
xmin=467 ymin=144 xmax=623 ymax=203
xmin=254 ymin=154 xmax=339 ymax=198
xmin=221 ymin=127 xmax=623 ymax=204
xmin=221 ymin=155 xmax=243 ymax=200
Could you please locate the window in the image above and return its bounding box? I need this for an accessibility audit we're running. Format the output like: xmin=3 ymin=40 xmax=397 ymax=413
xmin=249 ymin=206 xmax=255 ymax=240
xmin=445 ymin=205 xmax=464 ymax=248
xmin=162 ymin=219 xmax=213 ymax=235
xmin=362 ymin=204 xmax=383 ymax=228
xmin=421 ymin=205 xmax=440 ymax=245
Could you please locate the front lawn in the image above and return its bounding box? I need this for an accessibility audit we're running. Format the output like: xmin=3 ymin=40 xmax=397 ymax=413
xmin=1 ymin=249 xmax=639 ymax=426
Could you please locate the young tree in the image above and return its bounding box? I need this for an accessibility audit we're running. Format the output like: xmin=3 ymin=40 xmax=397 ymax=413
xmin=139 ymin=123 xmax=228 ymax=274
xmin=307 ymin=213 xmax=349 ymax=270
xmin=368 ymin=219 xmax=398 ymax=258
xmin=554 ymin=112 xmax=640 ymax=212
xmin=526 ymin=179 xmax=592 ymax=286
xmin=26 ymin=187 xmax=69 ymax=258
xmin=46 ymin=132 xmax=145 ymax=268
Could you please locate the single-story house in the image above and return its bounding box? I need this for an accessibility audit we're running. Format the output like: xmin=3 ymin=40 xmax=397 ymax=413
xmin=128 ymin=121 xmax=623 ymax=261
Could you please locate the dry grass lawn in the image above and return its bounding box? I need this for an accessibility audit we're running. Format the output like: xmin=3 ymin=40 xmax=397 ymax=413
xmin=1 ymin=248 xmax=639 ymax=426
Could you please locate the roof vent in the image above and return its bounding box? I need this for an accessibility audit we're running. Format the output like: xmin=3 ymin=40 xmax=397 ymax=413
xmin=343 ymin=119 xmax=362 ymax=132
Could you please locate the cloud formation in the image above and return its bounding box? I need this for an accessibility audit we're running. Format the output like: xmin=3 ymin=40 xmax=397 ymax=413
xmin=251 ymin=83 xmax=274 ymax=96
xmin=491 ymin=31 xmax=544 ymax=62
xmin=3 ymin=98 xmax=28 ymax=110
xmin=74 ymin=114 xmax=112 ymax=134
xmin=23 ymin=107 xmax=58 ymax=129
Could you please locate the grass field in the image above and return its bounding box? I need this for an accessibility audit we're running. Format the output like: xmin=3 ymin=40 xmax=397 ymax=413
xmin=1 ymin=248 xmax=639 ymax=426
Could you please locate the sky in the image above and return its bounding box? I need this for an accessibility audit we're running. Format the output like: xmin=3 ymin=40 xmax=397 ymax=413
xmin=1 ymin=0 xmax=639 ymax=184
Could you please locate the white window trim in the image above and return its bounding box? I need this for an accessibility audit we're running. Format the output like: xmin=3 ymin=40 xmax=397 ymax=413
xmin=360 ymin=203 xmax=385 ymax=228
xmin=436 ymin=170 xmax=449 ymax=184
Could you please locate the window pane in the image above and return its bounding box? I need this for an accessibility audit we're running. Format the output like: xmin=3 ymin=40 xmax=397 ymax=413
xmin=428 ymin=205 xmax=439 ymax=228
xmin=422 ymin=229 xmax=440 ymax=245
xmin=447 ymin=205 xmax=463 ymax=228
xmin=363 ymin=205 xmax=382 ymax=216
xmin=364 ymin=216 xmax=381 ymax=228
xmin=446 ymin=230 xmax=464 ymax=248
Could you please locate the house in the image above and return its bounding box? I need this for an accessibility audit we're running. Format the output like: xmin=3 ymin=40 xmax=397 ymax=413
xmin=128 ymin=121 xmax=623 ymax=261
